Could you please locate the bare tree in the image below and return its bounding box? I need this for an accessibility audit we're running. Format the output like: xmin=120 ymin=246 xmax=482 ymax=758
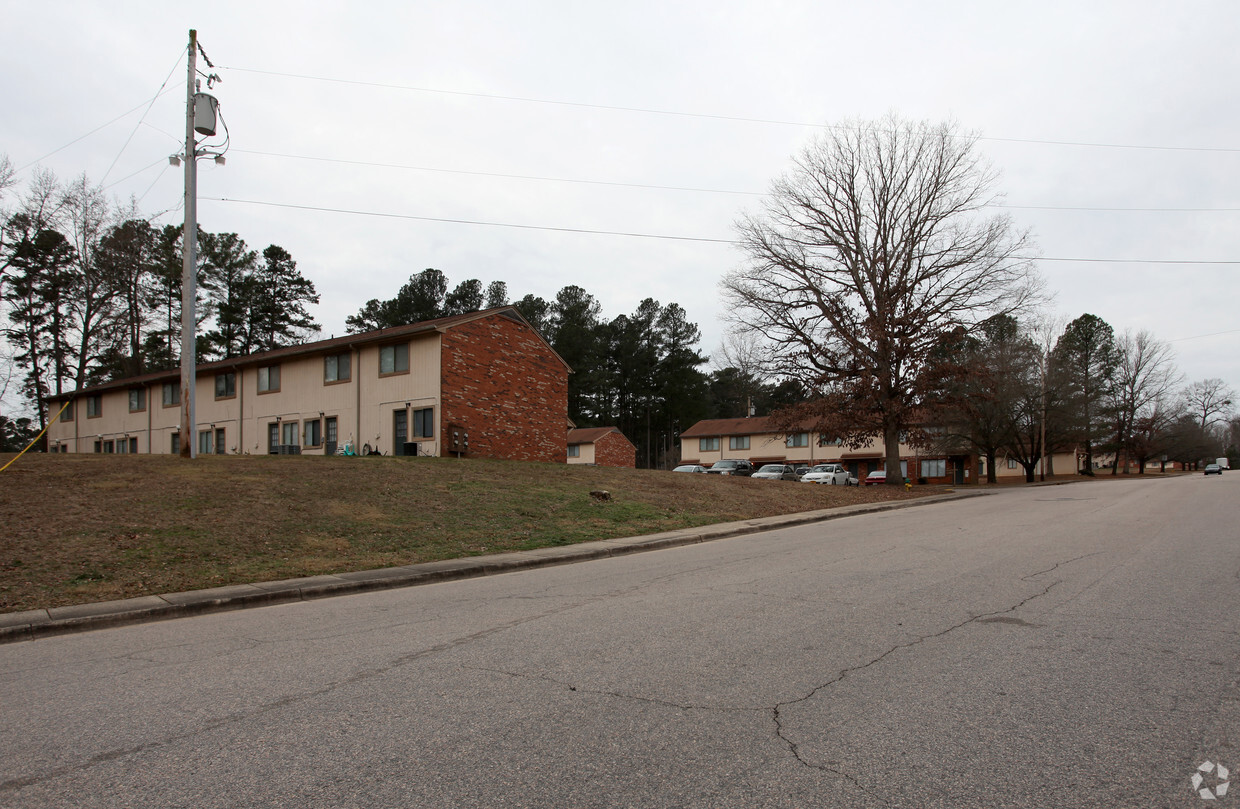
xmin=723 ymin=115 xmax=1042 ymax=481
xmin=1183 ymin=378 xmax=1235 ymax=430
xmin=59 ymin=174 xmax=116 ymax=388
xmin=1108 ymin=330 xmax=1182 ymax=474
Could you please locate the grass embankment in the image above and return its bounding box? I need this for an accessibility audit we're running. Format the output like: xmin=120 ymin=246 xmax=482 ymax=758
xmin=0 ymin=454 xmax=930 ymax=612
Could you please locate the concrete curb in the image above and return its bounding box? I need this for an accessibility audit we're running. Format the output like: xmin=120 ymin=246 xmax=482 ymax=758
xmin=0 ymin=490 xmax=988 ymax=644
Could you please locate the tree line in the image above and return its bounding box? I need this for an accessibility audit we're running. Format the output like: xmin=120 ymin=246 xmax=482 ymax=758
xmin=933 ymin=312 xmax=1236 ymax=481
xmin=0 ymin=164 xmax=320 ymax=438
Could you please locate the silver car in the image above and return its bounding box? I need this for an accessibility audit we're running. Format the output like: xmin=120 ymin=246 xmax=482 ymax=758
xmin=752 ymin=463 xmax=799 ymax=481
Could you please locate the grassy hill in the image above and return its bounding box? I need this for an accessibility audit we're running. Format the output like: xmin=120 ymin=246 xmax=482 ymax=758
xmin=0 ymin=454 xmax=928 ymax=612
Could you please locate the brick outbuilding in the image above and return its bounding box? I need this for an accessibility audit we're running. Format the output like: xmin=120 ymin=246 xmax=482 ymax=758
xmin=566 ymin=426 xmax=636 ymax=468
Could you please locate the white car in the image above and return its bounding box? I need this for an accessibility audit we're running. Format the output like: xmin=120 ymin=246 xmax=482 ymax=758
xmin=800 ymin=463 xmax=851 ymax=485
xmin=672 ymin=464 xmax=707 ymax=473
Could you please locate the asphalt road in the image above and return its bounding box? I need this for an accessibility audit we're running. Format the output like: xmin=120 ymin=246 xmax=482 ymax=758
xmin=2 ymin=473 xmax=1238 ymax=808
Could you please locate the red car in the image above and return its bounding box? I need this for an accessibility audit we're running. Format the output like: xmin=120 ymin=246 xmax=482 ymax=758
xmin=863 ymin=470 xmax=887 ymax=485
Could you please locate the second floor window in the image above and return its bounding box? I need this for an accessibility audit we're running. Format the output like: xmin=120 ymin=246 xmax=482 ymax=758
xmin=699 ymin=437 xmax=719 ymax=452
xmin=86 ymin=395 xmax=102 ymax=418
xmin=786 ymin=433 xmax=808 ymax=448
xmin=379 ymin=343 xmax=409 ymax=375
xmin=215 ymin=372 xmax=236 ymax=399
xmin=128 ymin=388 xmax=146 ymax=412
xmin=729 ymin=436 xmax=750 ymax=451
xmin=324 ymin=353 xmax=351 ymax=383
xmin=258 ymin=365 xmax=280 ymax=393
xmin=162 ymin=383 xmax=180 ymax=406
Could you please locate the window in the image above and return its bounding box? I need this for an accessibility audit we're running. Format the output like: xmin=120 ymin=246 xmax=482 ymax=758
xmin=170 ymin=433 xmax=180 ymax=455
xmin=786 ymin=433 xmax=809 ymax=448
xmin=282 ymin=421 xmax=298 ymax=446
xmin=103 ymin=440 xmax=115 ymax=454
xmin=215 ymin=372 xmax=236 ymax=399
xmin=818 ymin=434 xmax=841 ymax=447
xmin=129 ymin=437 xmax=138 ymax=454
xmin=413 ymin=408 xmax=434 ymax=438
xmin=699 ymin=437 xmax=720 ymax=452
xmin=729 ymin=436 xmax=750 ymax=451
xmin=324 ymin=353 xmax=351 ymax=383
xmin=87 ymin=395 xmax=102 ymax=418
xmin=568 ymin=445 xmax=580 ymax=458
xmin=257 ymin=365 xmax=280 ymax=393
xmin=379 ymin=343 xmax=409 ymax=375
xmin=128 ymin=388 xmax=146 ymax=412
xmin=162 ymin=383 xmax=180 ymax=407
xmin=215 ymin=427 xmax=225 ymax=455
xmin=304 ymin=418 xmax=321 ymax=447
xmin=94 ymin=441 xmax=102 ymax=453
xmin=1007 ymin=458 xmax=1018 ymax=469
xmin=61 ymin=401 xmax=73 ymax=422
xmin=199 ymin=431 xmax=213 ymax=455
xmin=920 ymin=459 xmax=946 ymax=478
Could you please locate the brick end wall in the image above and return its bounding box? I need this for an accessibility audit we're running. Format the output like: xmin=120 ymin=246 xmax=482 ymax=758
xmin=593 ymin=431 xmax=636 ymax=468
xmin=440 ymin=315 xmax=568 ymax=463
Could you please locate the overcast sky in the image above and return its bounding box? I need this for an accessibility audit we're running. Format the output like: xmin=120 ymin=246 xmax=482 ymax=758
xmin=3 ymin=1 xmax=1238 ymax=407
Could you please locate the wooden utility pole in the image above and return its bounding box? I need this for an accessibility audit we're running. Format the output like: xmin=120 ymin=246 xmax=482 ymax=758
xmin=179 ymin=29 xmax=198 ymax=458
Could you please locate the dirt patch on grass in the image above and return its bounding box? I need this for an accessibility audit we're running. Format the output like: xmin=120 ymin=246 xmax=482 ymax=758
xmin=1 ymin=454 xmax=931 ymax=612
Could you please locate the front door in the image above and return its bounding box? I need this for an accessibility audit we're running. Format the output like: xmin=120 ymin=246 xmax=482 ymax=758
xmin=268 ymin=423 xmax=279 ymax=454
xmin=394 ymin=409 xmax=408 ymax=455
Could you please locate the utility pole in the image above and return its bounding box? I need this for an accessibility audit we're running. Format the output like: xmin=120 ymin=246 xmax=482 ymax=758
xmin=179 ymin=29 xmax=198 ymax=458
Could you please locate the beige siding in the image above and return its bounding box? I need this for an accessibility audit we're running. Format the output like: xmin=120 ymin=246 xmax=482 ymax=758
xmin=567 ymin=443 xmax=596 ymax=465
xmin=48 ymin=333 xmax=445 ymax=456
xmin=686 ymin=432 xmax=917 ymax=467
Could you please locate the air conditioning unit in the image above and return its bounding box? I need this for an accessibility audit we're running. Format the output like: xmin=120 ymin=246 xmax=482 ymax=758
xmin=402 ymin=442 xmax=419 ymax=457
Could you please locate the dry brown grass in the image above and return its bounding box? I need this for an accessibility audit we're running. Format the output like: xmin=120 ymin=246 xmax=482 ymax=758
xmin=1 ymin=453 xmax=931 ymax=612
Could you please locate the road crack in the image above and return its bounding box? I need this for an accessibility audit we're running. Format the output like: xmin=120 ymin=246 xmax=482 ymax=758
xmin=769 ymin=578 xmax=1063 ymax=800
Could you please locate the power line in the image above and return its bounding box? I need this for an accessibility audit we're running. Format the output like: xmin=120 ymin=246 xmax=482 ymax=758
xmin=16 ymin=86 xmax=180 ymax=175
xmin=230 ymin=149 xmax=761 ymax=196
xmin=1169 ymin=327 xmax=1240 ymax=343
xmin=212 ymin=196 xmax=1240 ymax=263
xmin=233 ymin=148 xmax=1240 ymax=212
xmin=220 ymin=64 xmax=1240 ymax=155
xmin=211 ymin=197 xmax=740 ymax=244
xmin=100 ymin=49 xmax=185 ymax=185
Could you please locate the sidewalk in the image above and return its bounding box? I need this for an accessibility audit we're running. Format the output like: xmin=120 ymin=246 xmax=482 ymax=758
xmin=0 ymin=490 xmax=989 ymax=644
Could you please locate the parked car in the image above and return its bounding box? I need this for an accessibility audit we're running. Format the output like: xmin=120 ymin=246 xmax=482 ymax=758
xmin=1204 ymin=463 xmax=1222 ymax=475
xmin=793 ymin=465 xmax=811 ymax=478
xmin=800 ymin=463 xmax=850 ymax=485
xmin=672 ymin=464 xmax=707 ymax=473
xmin=752 ymin=463 xmax=800 ymax=481
xmin=705 ymin=459 xmax=755 ymax=476
xmin=863 ymin=470 xmax=887 ymax=485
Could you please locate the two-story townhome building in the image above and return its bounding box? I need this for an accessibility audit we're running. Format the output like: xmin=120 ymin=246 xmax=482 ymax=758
xmin=679 ymin=416 xmax=1081 ymax=483
xmin=45 ymin=307 xmax=571 ymax=463
xmin=678 ymin=416 xmax=975 ymax=484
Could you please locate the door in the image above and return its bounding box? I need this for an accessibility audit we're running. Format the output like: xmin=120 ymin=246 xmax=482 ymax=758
xmin=394 ymin=409 xmax=408 ymax=455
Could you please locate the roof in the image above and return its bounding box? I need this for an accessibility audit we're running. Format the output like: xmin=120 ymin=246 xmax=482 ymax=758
xmin=567 ymin=426 xmax=628 ymax=446
xmin=47 ymin=307 xmax=570 ymax=400
xmin=678 ymin=416 xmax=816 ymax=438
